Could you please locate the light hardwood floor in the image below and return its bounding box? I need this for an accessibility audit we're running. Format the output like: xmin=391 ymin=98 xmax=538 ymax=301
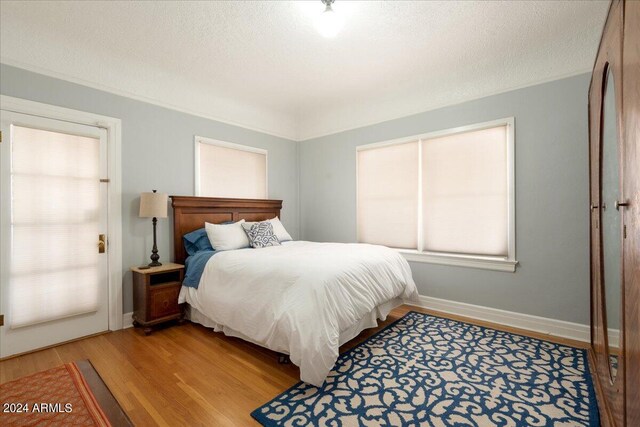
xmin=0 ymin=305 xmax=589 ymax=426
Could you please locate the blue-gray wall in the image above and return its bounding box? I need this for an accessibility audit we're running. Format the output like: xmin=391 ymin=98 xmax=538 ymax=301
xmin=0 ymin=63 xmax=299 ymax=314
xmin=0 ymin=63 xmax=591 ymax=325
xmin=299 ymin=74 xmax=591 ymax=325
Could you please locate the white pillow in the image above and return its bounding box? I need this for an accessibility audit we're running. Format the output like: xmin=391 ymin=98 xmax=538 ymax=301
xmin=205 ymin=219 xmax=250 ymax=251
xmin=269 ymin=217 xmax=292 ymax=242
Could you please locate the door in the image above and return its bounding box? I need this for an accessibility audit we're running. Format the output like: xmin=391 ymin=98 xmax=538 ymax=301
xmin=620 ymin=3 xmax=640 ymax=426
xmin=588 ymin=2 xmax=625 ymax=424
xmin=588 ymin=1 xmax=640 ymax=426
xmin=0 ymin=110 xmax=109 ymax=357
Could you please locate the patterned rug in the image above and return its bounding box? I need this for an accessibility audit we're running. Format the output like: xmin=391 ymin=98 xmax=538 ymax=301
xmin=252 ymin=311 xmax=598 ymax=427
xmin=0 ymin=361 xmax=126 ymax=426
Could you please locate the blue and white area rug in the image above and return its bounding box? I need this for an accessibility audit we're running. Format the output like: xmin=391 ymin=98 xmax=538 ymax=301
xmin=252 ymin=311 xmax=598 ymax=427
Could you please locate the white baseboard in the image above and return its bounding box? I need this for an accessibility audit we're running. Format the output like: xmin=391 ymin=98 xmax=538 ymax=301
xmin=408 ymin=295 xmax=592 ymax=344
xmin=122 ymin=312 xmax=134 ymax=329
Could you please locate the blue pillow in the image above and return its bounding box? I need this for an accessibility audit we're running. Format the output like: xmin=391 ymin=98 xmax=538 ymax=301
xmin=183 ymin=228 xmax=213 ymax=256
xmin=183 ymin=250 xmax=217 ymax=288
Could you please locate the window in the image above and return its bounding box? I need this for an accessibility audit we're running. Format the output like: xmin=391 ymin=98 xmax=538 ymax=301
xmin=357 ymin=118 xmax=516 ymax=272
xmin=195 ymin=137 xmax=267 ymax=199
xmin=357 ymin=141 xmax=419 ymax=249
xmin=8 ymin=125 xmax=104 ymax=328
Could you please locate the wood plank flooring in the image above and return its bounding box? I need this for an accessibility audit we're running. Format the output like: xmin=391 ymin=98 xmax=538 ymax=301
xmin=0 ymin=305 xmax=589 ymax=426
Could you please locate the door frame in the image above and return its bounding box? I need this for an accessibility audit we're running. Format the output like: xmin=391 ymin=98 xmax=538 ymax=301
xmin=0 ymin=95 xmax=123 ymax=331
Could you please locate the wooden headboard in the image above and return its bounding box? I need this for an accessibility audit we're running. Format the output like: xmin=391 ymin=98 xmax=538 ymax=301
xmin=170 ymin=196 xmax=283 ymax=264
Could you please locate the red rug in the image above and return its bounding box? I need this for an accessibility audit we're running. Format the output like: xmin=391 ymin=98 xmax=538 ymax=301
xmin=0 ymin=362 xmax=112 ymax=426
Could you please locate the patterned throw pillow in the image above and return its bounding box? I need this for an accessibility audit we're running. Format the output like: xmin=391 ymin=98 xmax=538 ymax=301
xmin=241 ymin=221 xmax=281 ymax=248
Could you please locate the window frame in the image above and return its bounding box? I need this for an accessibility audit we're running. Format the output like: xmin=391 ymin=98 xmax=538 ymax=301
xmin=356 ymin=117 xmax=517 ymax=272
xmin=194 ymin=135 xmax=268 ymax=198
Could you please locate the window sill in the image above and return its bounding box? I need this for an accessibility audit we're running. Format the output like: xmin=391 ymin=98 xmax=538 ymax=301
xmin=397 ymin=250 xmax=518 ymax=272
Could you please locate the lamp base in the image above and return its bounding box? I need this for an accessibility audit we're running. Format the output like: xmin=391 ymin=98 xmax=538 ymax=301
xmin=148 ymin=217 xmax=161 ymax=267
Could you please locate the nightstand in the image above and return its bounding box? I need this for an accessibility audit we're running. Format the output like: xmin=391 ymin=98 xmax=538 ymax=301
xmin=131 ymin=263 xmax=184 ymax=335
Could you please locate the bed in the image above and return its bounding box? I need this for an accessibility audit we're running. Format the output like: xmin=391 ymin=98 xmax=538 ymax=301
xmin=171 ymin=196 xmax=418 ymax=386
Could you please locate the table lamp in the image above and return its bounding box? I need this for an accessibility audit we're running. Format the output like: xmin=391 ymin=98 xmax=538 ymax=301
xmin=139 ymin=190 xmax=168 ymax=267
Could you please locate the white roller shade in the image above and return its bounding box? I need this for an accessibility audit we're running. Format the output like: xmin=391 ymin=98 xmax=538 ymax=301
xmin=10 ymin=126 xmax=101 ymax=328
xmin=357 ymin=141 xmax=419 ymax=249
xmin=197 ymin=140 xmax=267 ymax=199
xmin=422 ymin=126 xmax=508 ymax=256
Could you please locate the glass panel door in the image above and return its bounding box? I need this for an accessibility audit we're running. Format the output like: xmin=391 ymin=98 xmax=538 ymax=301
xmin=0 ymin=111 xmax=109 ymax=357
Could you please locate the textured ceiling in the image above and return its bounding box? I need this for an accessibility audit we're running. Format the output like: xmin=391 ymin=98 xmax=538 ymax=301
xmin=0 ymin=1 xmax=608 ymax=140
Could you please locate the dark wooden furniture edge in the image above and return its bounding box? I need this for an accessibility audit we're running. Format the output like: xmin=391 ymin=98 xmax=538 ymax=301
xmin=588 ymin=347 xmax=614 ymax=426
xmin=170 ymin=196 xmax=283 ymax=264
xmin=171 ymin=196 xmax=283 ymax=209
xmin=75 ymin=360 xmax=134 ymax=427
xmin=133 ymin=312 xmax=183 ymax=327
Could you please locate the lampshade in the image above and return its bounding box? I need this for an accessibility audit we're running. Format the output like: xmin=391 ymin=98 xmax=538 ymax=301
xmin=139 ymin=191 xmax=168 ymax=218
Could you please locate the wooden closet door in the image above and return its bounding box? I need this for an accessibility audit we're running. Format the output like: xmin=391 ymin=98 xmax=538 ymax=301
xmin=621 ymin=1 xmax=639 ymax=426
xmin=589 ymin=1 xmax=624 ymax=426
xmin=589 ymin=1 xmax=640 ymax=426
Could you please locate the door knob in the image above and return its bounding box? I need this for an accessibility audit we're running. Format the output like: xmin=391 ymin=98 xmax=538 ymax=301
xmin=98 ymin=234 xmax=106 ymax=253
xmin=615 ymin=200 xmax=629 ymax=211
xmin=590 ymin=204 xmax=599 ymax=211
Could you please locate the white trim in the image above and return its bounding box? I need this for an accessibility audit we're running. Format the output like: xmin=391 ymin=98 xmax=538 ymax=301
xmin=356 ymin=117 xmax=515 ymax=150
xmin=298 ymin=68 xmax=592 ymax=141
xmin=356 ymin=118 xmax=517 ymax=271
xmin=122 ymin=312 xmax=134 ymax=329
xmin=0 ymin=95 xmax=123 ymax=331
xmin=505 ymin=118 xmax=516 ymax=265
xmin=355 ymin=135 xmax=420 ymax=152
xmin=400 ymin=250 xmax=518 ymax=272
xmin=194 ymin=135 xmax=269 ymax=198
xmin=409 ymin=294 xmax=590 ymax=343
xmin=416 ymin=140 xmax=424 ymax=253
xmin=1 ymin=59 xmax=590 ymax=142
xmin=0 ymin=58 xmax=297 ymax=141
xmin=195 ymin=135 xmax=268 ymax=156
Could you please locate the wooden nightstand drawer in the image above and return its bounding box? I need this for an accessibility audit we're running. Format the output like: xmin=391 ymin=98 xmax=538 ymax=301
xmin=150 ymin=284 xmax=180 ymax=319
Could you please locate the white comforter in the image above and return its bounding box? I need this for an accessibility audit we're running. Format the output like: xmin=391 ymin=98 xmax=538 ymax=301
xmin=179 ymin=240 xmax=418 ymax=386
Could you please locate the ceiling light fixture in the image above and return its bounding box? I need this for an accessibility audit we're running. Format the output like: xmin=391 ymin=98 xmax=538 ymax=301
xmin=315 ymin=0 xmax=344 ymax=38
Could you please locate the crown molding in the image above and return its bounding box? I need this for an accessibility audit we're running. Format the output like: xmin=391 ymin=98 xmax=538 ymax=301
xmin=297 ymin=68 xmax=592 ymax=141
xmin=1 ymin=58 xmax=591 ymax=143
xmin=0 ymin=58 xmax=298 ymax=141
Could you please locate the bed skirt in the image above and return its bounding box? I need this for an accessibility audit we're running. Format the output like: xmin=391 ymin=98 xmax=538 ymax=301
xmin=183 ymin=296 xmax=404 ymax=354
